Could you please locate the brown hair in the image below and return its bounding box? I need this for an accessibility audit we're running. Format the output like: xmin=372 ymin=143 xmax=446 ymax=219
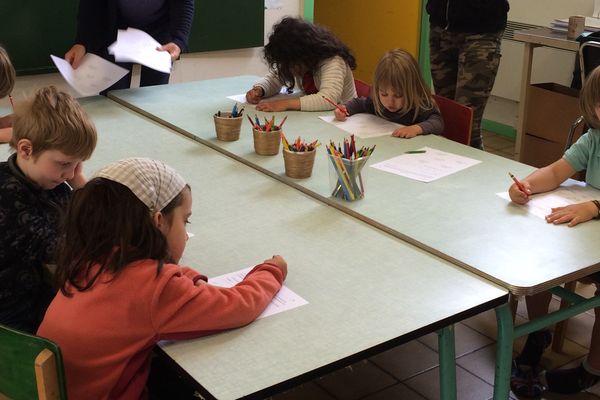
xmin=0 ymin=46 xmax=15 ymax=98
xmin=580 ymin=65 xmax=600 ymax=129
xmin=57 ymin=178 xmax=191 ymax=296
xmin=372 ymin=49 xmax=437 ymax=120
xmin=10 ymin=86 xmax=97 ymax=160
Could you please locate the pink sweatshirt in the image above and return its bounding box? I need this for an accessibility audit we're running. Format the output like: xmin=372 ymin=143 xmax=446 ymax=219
xmin=37 ymin=260 xmax=284 ymax=400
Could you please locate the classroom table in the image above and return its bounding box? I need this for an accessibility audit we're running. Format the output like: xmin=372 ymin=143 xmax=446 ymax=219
xmin=108 ymin=77 xmax=600 ymax=398
xmin=0 ymin=97 xmax=508 ymax=400
xmin=513 ymin=28 xmax=580 ymax=161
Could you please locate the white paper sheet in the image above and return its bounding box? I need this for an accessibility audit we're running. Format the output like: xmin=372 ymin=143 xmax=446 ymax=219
xmin=108 ymin=28 xmax=172 ymax=73
xmin=497 ymin=180 xmax=600 ymax=219
xmin=227 ymin=88 xmax=302 ymax=106
xmin=209 ymin=267 xmax=307 ymax=319
xmin=370 ymin=146 xmax=481 ymax=182
xmin=318 ymin=114 xmax=403 ymax=139
xmin=50 ymin=54 xmax=129 ymax=97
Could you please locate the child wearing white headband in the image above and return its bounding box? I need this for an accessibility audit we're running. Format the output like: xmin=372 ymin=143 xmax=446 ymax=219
xmin=38 ymin=157 xmax=287 ymax=399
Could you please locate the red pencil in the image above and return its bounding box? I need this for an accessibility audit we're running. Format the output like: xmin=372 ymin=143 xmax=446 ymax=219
xmin=321 ymin=95 xmax=349 ymax=116
xmin=508 ymin=172 xmax=528 ymax=195
xmin=8 ymin=95 xmax=15 ymax=112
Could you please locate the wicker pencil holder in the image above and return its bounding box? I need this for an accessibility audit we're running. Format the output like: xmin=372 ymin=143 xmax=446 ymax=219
xmin=213 ymin=112 xmax=243 ymax=141
xmin=283 ymin=148 xmax=316 ymax=179
xmin=253 ymin=127 xmax=281 ymax=155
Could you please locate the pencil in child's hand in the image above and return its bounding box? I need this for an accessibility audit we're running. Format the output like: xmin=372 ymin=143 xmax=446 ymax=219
xmin=321 ymin=95 xmax=350 ymax=116
xmin=508 ymin=172 xmax=528 ymax=196
xmin=9 ymin=95 xmax=15 ymax=112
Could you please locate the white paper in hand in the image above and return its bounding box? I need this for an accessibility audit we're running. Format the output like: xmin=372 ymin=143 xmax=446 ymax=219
xmin=50 ymin=54 xmax=129 ymax=97
xmin=109 ymin=28 xmax=172 ymax=73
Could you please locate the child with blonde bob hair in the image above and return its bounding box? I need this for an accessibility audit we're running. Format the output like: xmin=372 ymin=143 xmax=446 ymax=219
xmin=334 ymin=48 xmax=443 ymax=138
xmin=38 ymin=158 xmax=287 ymax=400
xmin=0 ymin=45 xmax=16 ymax=143
xmin=509 ymin=65 xmax=600 ymax=397
xmin=0 ymin=86 xmax=97 ymax=333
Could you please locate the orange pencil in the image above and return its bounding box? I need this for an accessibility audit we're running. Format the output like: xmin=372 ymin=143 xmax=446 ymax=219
xmin=321 ymin=95 xmax=349 ymax=116
xmin=509 ymin=172 xmax=528 ymax=196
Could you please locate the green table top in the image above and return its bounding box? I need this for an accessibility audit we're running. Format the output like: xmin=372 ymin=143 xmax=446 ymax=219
xmin=0 ymin=96 xmax=507 ymax=400
xmin=108 ymin=77 xmax=600 ymax=295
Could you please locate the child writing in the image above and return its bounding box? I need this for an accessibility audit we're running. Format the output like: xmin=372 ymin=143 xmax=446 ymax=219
xmin=0 ymin=86 xmax=97 ymax=333
xmin=509 ymin=65 xmax=600 ymax=397
xmin=0 ymin=45 xmax=16 ymax=143
xmin=37 ymin=158 xmax=287 ymax=400
xmin=245 ymin=17 xmax=357 ymax=112
xmin=334 ymin=49 xmax=444 ymax=139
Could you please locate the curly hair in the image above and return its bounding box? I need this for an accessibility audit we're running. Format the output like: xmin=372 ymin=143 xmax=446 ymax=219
xmin=264 ymin=17 xmax=356 ymax=90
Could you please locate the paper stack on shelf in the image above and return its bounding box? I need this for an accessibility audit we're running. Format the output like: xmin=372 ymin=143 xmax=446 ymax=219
xmin=551 ymin=17 xmax=600 ymax=34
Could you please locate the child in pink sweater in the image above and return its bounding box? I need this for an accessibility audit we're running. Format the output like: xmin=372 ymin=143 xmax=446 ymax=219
xmin=37 ymin=158 xmax=287 ymax=400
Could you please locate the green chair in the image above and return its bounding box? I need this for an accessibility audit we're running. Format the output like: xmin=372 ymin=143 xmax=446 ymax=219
xmin=0 ymin=324 xmax=67 ymax=400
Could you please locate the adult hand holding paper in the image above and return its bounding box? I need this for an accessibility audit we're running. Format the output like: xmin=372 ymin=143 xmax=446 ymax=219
xmin=50 ymin=54 xmax=129 ymax=97
xmin=108 ymin=28 xmax=172 ymax=73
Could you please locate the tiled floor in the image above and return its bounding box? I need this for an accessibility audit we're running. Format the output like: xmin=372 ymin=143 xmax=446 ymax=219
xmin=268 ymin=133 xmax=600 ymax=400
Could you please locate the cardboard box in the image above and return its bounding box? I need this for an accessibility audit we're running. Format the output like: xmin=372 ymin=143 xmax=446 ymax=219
xmin=521 ymin=133 xmax=586 ymax=181
xmin=521 ymin=133 xmax=565 ymax=168
xmin=525 ymin=83 xmax=581 ymax=143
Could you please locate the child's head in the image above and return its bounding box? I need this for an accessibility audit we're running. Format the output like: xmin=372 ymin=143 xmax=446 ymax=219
xmin=0 ymin=46 xmax=15 ymax=99
xmin=10 ymin=86 xmax=97 ymax=189
xmin=264 ymin=17 xmax=356 ymax=90
xmin=57 ymin=158 xmax=191 ymax=295
xmin=372 ymin=49 xmax=436 ymax=119
xmin=580 ymin=65 xmax=600 ymax=129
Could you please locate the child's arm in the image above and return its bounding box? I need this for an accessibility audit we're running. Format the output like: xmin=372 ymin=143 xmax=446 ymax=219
xmin=393 ymin=111 xmax=444 ymax=138
xmin=0 ymin=127 xmax=11 ymax=144
xmin=334 ymin=97 xmax=369 ymax=121
xmin=0 ymin=114 xmax=13 ymax=129
xmin=508 ymin=158 xmax=574 ymax=204
xmin=151 ymin=258 xmax=287 ymax=338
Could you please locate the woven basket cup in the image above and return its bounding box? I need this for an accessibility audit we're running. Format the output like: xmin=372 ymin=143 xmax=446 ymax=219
xmin=282 ymin=148 xmax=316 ymax=179
xmin=213 ymin=112 xmax=243 ymax=141
xmin=253 ymin=127 xmax=281 ymax=155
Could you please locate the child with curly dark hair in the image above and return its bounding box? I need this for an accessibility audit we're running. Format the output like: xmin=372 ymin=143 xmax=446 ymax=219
xmin=245 ymin=17 xmax=357 ymax=112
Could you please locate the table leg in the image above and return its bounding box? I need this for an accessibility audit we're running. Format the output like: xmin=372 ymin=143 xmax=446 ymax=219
xmin=437 ymin=325 xmax=457 ymax=400
xmin=493 ymin=303 xmax=514 ymax=400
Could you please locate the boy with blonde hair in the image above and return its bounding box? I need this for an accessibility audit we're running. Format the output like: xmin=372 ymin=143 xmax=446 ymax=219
xmin=0 ymin=86 xmax=97 ymax=333
xmin=0 ymin=45 xmax=16 ymax=143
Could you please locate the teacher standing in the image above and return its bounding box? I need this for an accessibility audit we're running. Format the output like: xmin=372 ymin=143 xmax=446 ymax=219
xmin=64 ymin=0 xmax=194 ymax=91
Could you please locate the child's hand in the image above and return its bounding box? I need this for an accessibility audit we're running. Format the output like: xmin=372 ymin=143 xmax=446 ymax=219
xmin=65 ymin=44 xmax=86 ymax=69
xmin=545 ymin=201 xmax=598 ymax=227
xmin=255 ymin=99 xmax=290 ymax=112
xmin=508 ymin=182 xmax=531 ymax=204
xmin=246 ymin=87 xmax=264 ymax=104
xmin=264 ymin=255 xmax=287 ymax=280
xmin=334 ymin=105 xmax=348 ymax=121
xmin=392 ymin=125 xmax=423 ymax=138
xmin=67 ymin=162 xmax=86 ymax=189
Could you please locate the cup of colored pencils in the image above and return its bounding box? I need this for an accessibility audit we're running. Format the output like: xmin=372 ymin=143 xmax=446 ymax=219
xmin=214 ymin=103 xmax=244 ymax=141
xmin=326 ymin=134 xmax=375 ymax=201
xmin=281 ymin=133 xmax=320 ymax=179
xmin=249 ymin=114 xmax=285 ymax=156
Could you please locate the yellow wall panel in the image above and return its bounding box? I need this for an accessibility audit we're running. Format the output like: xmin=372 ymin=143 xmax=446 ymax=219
xmin=315 ymin=0 xmax=421 ymax=84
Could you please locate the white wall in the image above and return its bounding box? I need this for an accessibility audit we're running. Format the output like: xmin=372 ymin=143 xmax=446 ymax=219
xmin=493 ymin=0 xmax=595 ymax=101
xmin=2 ymin=1 xmax=302 ymax=107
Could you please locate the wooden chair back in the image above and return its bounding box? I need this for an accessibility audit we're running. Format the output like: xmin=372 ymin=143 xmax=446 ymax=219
xmin=0 ymin=324 xmax=67 ymax=400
